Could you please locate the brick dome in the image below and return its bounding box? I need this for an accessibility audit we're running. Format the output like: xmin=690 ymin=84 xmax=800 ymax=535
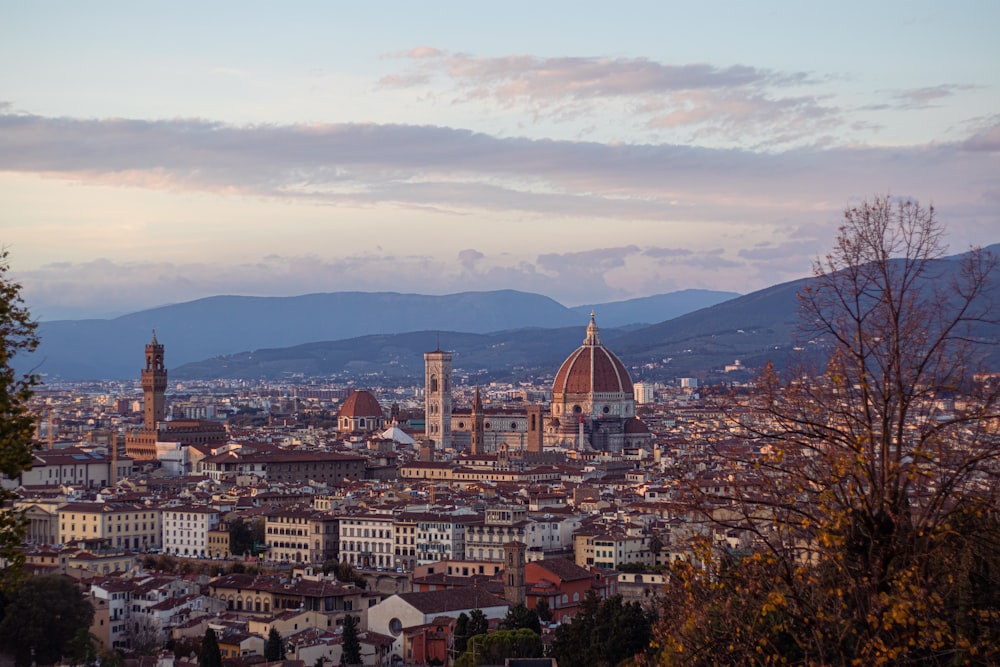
xmin=552 ymin=313 xmax=633 ymax=397
xmin=339 ymin=389 xmax=382 ymax=418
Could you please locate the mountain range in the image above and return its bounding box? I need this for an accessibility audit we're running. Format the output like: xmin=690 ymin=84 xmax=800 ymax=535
xmin=26 ymin=289 xmax=738 ymax=381
xmin=23 ymin=245 xmax=1000 ymax=383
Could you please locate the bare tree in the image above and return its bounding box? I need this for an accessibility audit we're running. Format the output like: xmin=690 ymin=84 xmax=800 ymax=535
xmin=125 ymin=613 xmax=164 ymax=656
xmin=651 ymin=196 xmax=1000 ymax=665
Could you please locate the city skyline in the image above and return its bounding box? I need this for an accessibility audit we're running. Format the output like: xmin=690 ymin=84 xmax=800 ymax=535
xmin=2 ymin=1 xmax=998 ymax=320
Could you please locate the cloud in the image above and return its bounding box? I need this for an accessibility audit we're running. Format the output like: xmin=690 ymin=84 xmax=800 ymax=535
xmin=890 ymin=84 xmax=976 ymax=109
xmin=380 ymin=50 xmax=838 ymax=146
xmin=2 ymin=110 xmax=994 ymax=226
xmin=458 ymin=248 xmax=484 ymax=268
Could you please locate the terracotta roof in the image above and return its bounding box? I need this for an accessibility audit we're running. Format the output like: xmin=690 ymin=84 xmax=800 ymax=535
xmin=552 ymin=314 xmax=633 ymax=397
xmin=339 ymin=390 xmax=382 ymax=418
xmin=395 ymin=588 xmax=507 ymax=615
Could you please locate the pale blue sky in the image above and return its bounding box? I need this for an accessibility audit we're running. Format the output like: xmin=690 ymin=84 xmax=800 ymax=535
xmin=2 ymin=1 xmax=998 ymax=319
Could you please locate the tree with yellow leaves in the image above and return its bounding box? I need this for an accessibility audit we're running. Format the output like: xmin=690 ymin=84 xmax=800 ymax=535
xmin=645 ymin=197 xmax=1000 ymax=665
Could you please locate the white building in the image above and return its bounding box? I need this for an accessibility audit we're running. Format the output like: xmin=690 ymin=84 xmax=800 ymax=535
xmin=633 ymin=381 xmax=655 ymax=405
xmin=339 ymin=512 xmax=395 ymax=569
xmin=6 ymin=446 xmax=133 ymax=491
xmin=160 ymin=504 xmax=220 ymax=557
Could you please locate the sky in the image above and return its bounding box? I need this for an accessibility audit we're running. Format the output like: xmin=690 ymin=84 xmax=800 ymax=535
xmin=2 ymin=1 xmax=998 ymax=321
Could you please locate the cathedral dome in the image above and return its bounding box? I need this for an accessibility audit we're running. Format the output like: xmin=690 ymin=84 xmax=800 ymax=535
xmin=552 ymin=313 xmax=633 ymax=397
xmin=339 ymin=389 xmax=382 ymax=418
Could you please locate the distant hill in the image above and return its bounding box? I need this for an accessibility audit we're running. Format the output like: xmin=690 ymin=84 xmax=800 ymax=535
xmin=171 ymin=246 xmax=1000 ymax=383
xmin=571 ymin=289 xmax=740 ymax=325
xmin=25 ymin=289 xmax=738 ymax=380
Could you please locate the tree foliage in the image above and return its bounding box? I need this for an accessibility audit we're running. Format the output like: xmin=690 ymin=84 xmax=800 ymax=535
xmin=0 ymin=575 xmax=95 ymax=667
xmin=549 ymin=591 xmax=655 ymax=667
xmin=198 ymin=628 xmax=222 ymax=667
xmin=650 ymin=196 xmax=1000 ymax=665
xmin=335 ymin=561 xmax=368 ymax=589
xmin=455 ymin=628 xmax=542 ymax=667
xmin=265 ymin=627 xmax=286 ymax=661
xmin=453 ymin=612 xmax=470 ymax=655
xmin=340 ymin=614 xmax=362 ymax=666
xmin=534 ymin=596 xmax=552 ymax=623
xmin=0 ymin=250 xmax=40 ymax=588
xmin=499 ymin=602 xmax=541 ymax=634
xmin=229 ymin=517 xmax=264 ymax=556
xmin=467 ymin=608 xmax=489 ymax=639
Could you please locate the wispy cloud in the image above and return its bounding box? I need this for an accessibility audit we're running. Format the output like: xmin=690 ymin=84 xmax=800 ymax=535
xmin=2 ymin=110 xmax=994 ymax=222
xmin=5 ymin=109 xmax=997 ymax=318
xmin=380 ymin=50 xmax=838 ymax=146
xmin=891 ymin=84 xmax=977 ymax=109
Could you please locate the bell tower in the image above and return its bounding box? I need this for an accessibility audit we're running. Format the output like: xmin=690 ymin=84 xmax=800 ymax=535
xmin=471 ymin=385 xmax=485 ymax=454
xmin=141 ymin=331 xmax=167 ymax=430
xmin=503 ymin=541 xmax=527 ymax=606
xmin=424 ymin=347 xmax=452 ymax=450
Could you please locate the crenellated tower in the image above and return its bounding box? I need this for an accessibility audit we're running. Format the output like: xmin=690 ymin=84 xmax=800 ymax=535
xmin=141 ymin=330 xmax=167 ymax=430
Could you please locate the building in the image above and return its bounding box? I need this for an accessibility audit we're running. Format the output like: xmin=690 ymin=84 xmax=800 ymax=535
xmin=337 ymin=389 xmax=385 ymax=438
xmin=424 ymin=349 xmax=452 ymax=449
xmin=339 ymin=512 xmax=395 ymax=569
xmin=199 ymin=449 xmax=366 ymax=483
xmin=549 ymin=313 xmax=647 ymax=452
xmin=6 ymin=446 xmax=133 ymax=491
xmin=423 ymin=314 xmax=650 ymax=454
xmin=58 ymin=502 xmax=161 ymax=551
xmin=264 ymin=507 xmax=339 ymax=564
xmin=524 ymin=558 xmax=618 ymax=623
xmin=367 ymin=588 xmax=509 ymax=662
xmin=160 ymin=503 xmax=221 ymax=557
xmin=208 ymin=572 xmax=377 ymax=625
xmin=126 ymin=334 xmax=227 ymax=461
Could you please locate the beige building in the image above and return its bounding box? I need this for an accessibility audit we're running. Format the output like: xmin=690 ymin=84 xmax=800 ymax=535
xmin=264 ymin=507 xmax=339 ymax=564
xmin=58 ymin=501 xmax=161 ymax=551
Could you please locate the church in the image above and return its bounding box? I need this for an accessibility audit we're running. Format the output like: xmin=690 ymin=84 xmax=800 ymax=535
xmin=425 ymin=313 xmax=651 ymax=454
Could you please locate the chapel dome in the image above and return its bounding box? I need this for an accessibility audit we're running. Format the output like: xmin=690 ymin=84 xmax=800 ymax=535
xmin=339 ymin=389 xmax=382 ymax=418
xmin=552 ymin=313 xmax=633 ymax=397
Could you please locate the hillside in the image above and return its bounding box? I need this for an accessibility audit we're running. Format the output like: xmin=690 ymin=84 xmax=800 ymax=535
xmin=26 ymin=289 xmax=737 ymax=380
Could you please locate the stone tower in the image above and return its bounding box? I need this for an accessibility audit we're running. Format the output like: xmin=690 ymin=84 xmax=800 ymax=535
xmin=503 ymin=541 xmax=527 ymax=606
xmin=470 ymin=385 xmax=485 ymax=455
xmin=424 ymin=348 xmax=452 ymax=450
xmin=525 ymin=404 xmax=544 ymax=454
xmin=141 ymin=331 xmax=167 ymax=430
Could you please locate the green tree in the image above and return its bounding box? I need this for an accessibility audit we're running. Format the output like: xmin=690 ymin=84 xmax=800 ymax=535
xmin=229 ymin=517 xmax=263 ymax=556
xmin=453 ymin=612 xmax=470 ymax=655
xmin=534 ymin=597 xmax=552 ymax=623
xmin=198 ymin=628 xmax=222 ymax=667
xmin=0 ymin=250 xmax=40 ymax=589
xmin=467 ymin=608 xmax=489 ymax=639
xmin=0 ymin=575 xmax=95 ymax=667
xmin=68 ymin=627 xmax=100 ymax=667
xmin=499 ymin=602 xmax=540 ymax=634
xmin=265 ymin=627 xmax=286 ymax=661
xmin=339 ymin=614 xmax=362 ymax=666
xmin=649 ymin=196 xmax=1000 ymax=665
xmin=549 ymin=592 xmax=654 ymax=667
xmin=455 ymin=628 xmax=542 ymax=667
xmin=335 ymin=561 xmax=367 ymax=589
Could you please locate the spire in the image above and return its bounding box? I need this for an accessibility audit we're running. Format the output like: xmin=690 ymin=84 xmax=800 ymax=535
xmin=473 ymin=385 xmax=483 ymax=412
xmin=584 ymin=311 xmax=601 ymax=345
xmin=151 ymin=328 xmax=158 ymax=344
